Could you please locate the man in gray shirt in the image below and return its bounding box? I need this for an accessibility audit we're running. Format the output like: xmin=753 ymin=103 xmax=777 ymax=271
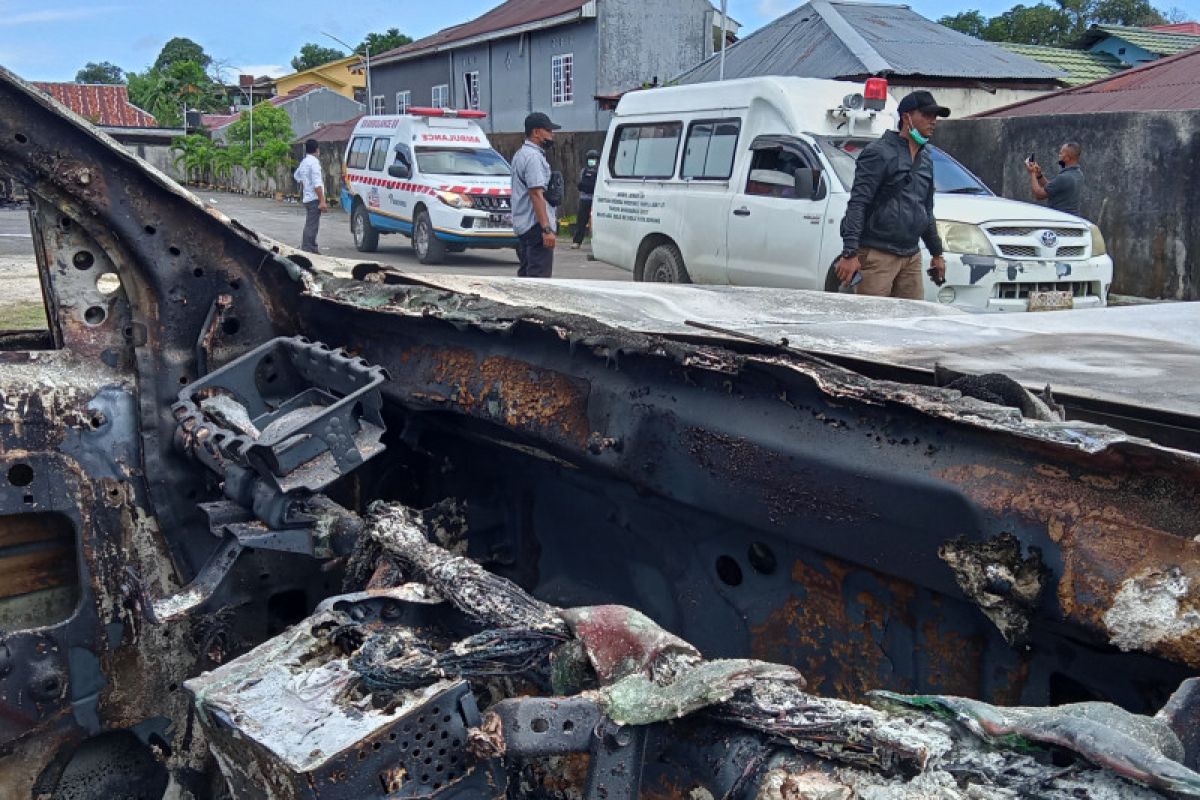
xmin=511 ymin=111 xmax=560 ymax=278
xmin=1026 ymin=142 xmax=1084 ymax=217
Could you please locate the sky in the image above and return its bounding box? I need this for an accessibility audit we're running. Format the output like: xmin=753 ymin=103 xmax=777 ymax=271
xmin=1 ymin=0 xmax=1198 ymax=82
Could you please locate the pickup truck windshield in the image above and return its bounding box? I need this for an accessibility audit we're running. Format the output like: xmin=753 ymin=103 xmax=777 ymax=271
xmin=815 ymin=137 xmax=992 ymax=196
xmin=415 ymin=147 xmax=511 ymax=177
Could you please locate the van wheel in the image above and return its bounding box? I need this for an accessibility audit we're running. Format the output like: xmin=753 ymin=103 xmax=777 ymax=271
xmin=352 ymin=203 xmax=379 ymax=252
xmin=413 ymin=210 xmax=446 ymax=264
xmin=643 ymin=243 xmax=690 ymax=283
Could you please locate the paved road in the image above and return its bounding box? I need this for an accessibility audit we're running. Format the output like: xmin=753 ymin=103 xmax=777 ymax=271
xmin=198 ymin=191 xmax=630 ymax=281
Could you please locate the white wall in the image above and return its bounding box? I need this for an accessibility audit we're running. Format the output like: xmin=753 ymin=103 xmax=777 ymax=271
xmin=890 ymin=86 xmax=1054 ymax=119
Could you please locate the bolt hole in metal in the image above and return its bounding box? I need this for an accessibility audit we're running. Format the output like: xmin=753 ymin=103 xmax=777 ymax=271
xmin=72 ymin=250 xmax=95 ymax=270
xmin=14 ymin=132 xmax=27 ymax=143
xmin=748 ymin=542 xmax=778 ymax=575
xmin=168 ymin=246 xmax=181 ymax=257
xmin=84 ymin=306 xmax=106 ymax=325
xmin=716 ymin=555 xmax=743 ymax=587
xmin=221 ymin=317 xmax=240 ymax=335
xmin=192 ymin=267 xmax=204 ymax=278
xmin=7 ymin=463 xmax=34 ymax=486
xmin=144 ymin=225 xmax=156 ymax=235
xmin=531 ymin=717 xmax=550 ymax=733
xmin=96 ymin=273 xmax=121 ymax=295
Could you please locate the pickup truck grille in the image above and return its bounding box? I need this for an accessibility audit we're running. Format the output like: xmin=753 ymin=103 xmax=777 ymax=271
xmin=996 ymin=281 xmax=1100 ymax=299
xmin=987 ymin=225 xmax=1091 ymax=260
xmin=471 ymin=195 xmax=511 ymax=212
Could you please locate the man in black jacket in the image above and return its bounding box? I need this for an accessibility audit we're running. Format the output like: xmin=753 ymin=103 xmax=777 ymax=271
xmin=836 ymin=90 xmax=949 ymax=299
xmin=572 ymin=149 xmax=600 ymax=249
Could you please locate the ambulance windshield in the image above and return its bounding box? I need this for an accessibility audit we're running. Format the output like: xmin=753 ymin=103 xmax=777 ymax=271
xmin=415 ymin=147 xmax=511 ymax=177
xmin=815 ymin=137 xmax=992 ymax=196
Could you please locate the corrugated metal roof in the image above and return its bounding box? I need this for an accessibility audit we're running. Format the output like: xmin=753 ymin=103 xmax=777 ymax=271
xmin=998 ymin=43 xmax=1126 ymax=85
xmin=675 ymin=1 xmax=1063 ymax=84
xmin=973 ymin=46 xmax=1200 ymax=116
xmin=1078 ymin=24 xmax=1200 ymax=56
xmin=299 ymin=114 xmax=363 ymax=143
xmin=374 ymin=0 xmax=589 ymax=64
xmin=32 ymin=82 xmax=157 ymax=128
xmin=1150 ymin=22 xmax=1200 ymax=35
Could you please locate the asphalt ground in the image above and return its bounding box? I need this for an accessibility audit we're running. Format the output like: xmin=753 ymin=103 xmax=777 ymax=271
xmin=196 ymin=191 xmax=629 ymax=281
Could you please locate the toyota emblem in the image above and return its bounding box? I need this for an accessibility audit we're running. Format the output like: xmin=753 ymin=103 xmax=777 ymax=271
xmin=1040 ymin=230 xmax=1058 ymax=248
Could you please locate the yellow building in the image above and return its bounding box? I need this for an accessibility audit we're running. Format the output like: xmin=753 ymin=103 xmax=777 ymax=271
xmin=274 ymin=55 xmax=366 ymax=103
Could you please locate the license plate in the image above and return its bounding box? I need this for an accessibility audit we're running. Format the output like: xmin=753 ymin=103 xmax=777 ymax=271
xmin=1028 ymin=290 xmax=1074 ymax=311
xmin=487 ymin=213 xmax=513 ymax=229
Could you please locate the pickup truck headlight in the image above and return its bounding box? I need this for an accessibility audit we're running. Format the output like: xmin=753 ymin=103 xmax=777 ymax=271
xmin=935 ymin=221 xmax=995 ymax=256
xmin=1090 ymin=224 xmax=1107 ymax=256
xmin=435 ymin=190 xmax=473 ymax=209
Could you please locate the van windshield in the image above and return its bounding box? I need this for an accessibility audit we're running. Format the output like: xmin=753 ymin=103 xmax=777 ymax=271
xmin=415 ymin=147 xmax=511 ymax=177
xmin=815 ymin=137 xmax=992 ymax=196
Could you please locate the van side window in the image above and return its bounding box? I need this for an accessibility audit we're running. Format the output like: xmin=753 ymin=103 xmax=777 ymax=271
xmin=368 ymin=138 xmax=391 ymax=172
xmin=347 ymin=136 xmax=372 ymax=170
xmin=745 ymin=144 xmax=821 ymax=199
xmin=394 ymin=144 xmax=413 ymax=166
xmin=681 ymin=119 xmax=740 ymax=180
xmin=610 ymin=122 xmax=682 ymax=179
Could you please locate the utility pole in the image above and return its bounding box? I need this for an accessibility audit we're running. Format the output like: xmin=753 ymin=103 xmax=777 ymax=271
xmin=322 ymin=31 xmax=371 ymax=112
xmin=719 ymin=0 xmax=728 ymax=81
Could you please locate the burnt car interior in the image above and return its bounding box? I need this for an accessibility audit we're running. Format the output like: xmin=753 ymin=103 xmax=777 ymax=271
xmin=1 ymin=67 xmax=1199 ymax=800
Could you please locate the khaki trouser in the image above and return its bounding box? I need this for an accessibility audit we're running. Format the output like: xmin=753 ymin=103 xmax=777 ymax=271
xmin=856 ymin=247 xmax=923 ymax=300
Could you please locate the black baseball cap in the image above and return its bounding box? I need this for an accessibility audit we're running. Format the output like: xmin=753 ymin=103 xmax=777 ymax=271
xmin=897 ymin=90 xmax=951 ymax=118
xmin=524 ymin=112 xmax=562 ymax=135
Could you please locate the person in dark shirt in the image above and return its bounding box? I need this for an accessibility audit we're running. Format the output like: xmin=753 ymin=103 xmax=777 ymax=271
xmin=572 ymin=149 xmax=599 ymax=249
xmin=1026 ymin=143 xmax=1084 ymax=217
xmin=836 ymin=90 xmax=948 ymax=299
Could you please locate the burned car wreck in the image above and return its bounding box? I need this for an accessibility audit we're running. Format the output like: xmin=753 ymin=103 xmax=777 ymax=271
xmin=1 ymin=67 xmax=1200 ymax=799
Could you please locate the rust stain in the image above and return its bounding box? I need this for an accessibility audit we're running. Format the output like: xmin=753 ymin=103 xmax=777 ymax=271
xmin=399 ymin=345 xmax=591 ymax=447
xmin=938 ymin=463 xmax=1200 ymax=668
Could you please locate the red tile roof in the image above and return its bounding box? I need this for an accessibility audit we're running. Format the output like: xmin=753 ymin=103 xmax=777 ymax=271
xmin=300 ymin=114 xmax=364 ymax=143
xmin=202 ymin=84 xmax=325 ymax=131
xmin=1150 ymin=22 xmax=1200 ymax=35
xmin=33 ymin=82 xmax=157 ymax=128
xmin=972 ymin=46 xmax=1200 ymax=116
xmin=375 ymin=0 xmax=589 ymax=63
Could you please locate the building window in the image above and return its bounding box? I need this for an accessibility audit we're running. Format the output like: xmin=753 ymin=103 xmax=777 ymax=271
xmin=552 ymin=53 xmax=573 ymax=106
xmin=371 ymin=95 xmax=385 ymax=115
xmin=610 ymin=122 xmax=682 ymax=179
xmin=396 ymin=90 xmax=412 ymax=114
xmin=462 ymin=71 xmax=480 ymax=110
xmin=681 ymin=119 xmax=741 ymax=180
xmin=432 ymin=84 xmax=450 ymax=108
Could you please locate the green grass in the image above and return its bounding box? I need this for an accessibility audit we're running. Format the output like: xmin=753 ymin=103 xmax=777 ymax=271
xmin=0 ymin=302 xmax=48 ymax=330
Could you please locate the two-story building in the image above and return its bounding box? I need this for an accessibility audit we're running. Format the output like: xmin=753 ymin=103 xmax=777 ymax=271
xmin=368 ymin=0 xmax=740 ymax=133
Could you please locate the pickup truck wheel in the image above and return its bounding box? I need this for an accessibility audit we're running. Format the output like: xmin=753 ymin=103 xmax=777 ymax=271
xmin=824 ymin=262 xmax=841 ymax=292
xmin=643 ymin=243 xmax=690 ymax=283
xmin=352 ymin=203 xmax=379 ymax=253
xmin=414 ymin=210 xmax=446 ymax=264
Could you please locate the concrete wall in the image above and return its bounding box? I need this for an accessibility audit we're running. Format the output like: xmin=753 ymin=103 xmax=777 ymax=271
xmin=598 ymin=0 xmax=715 ymax=95
xmin=935 ymin=110 xmax=1200 ymax=300
xmin=890 ymin=84 xmax=1053 ymax=119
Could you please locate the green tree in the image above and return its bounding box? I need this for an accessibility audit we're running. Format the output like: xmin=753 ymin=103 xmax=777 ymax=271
xmin=128 ymin=69 xmax=181 ymax=126
xmin=153 ymin=37 xmax=212 ymax=72
xmin=981 ymin=3 xmax=1076 ymax=43
xmin=171 ymin=134 xmax=215 ymax=183
xmin=225 ymin=101 xmax=294 ymax=150
xmin=291 ymin=43 xmax=345 ymax=71
xmin=75 ymin=61 xmax=124 ymax=84
xmin=1091 ymin=0 xmax=1168 ymax=25
xmin=357 ymin=27 xmax=413 ymax=56
xmin=939 ymin=10 xmax=990 ymax=37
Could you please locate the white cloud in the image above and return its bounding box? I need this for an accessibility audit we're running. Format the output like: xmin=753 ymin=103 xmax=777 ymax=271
xmin=0 ymin=6 xmax=124 ymax=27
xmin=235 ymin=64 xmax=289 ymax=79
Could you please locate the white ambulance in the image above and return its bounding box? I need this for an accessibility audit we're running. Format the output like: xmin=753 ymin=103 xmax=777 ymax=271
xmin=591 ymin=77 xmax=1113 ymax=312
xmin=341 ymin=109 xmax=516 ymax=264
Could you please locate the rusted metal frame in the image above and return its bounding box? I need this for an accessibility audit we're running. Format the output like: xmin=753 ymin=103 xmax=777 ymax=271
xmin=296 ymin=284 xmax=1200 ymax=710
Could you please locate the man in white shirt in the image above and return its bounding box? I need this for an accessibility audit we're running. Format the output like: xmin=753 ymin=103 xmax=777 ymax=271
xmin=293 ymin=139 xmax=326 ymax=254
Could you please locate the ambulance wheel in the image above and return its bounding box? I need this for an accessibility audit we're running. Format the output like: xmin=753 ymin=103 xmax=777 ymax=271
xmin=352 ymin=203 xmax=379 ymax=253
xmin=414 ymin=210 xmax=446 ymax=264
xmin=446 ymin=244 xmax=467 ymax=253
xmin=643 ymin=243 xmax=690 ymax=283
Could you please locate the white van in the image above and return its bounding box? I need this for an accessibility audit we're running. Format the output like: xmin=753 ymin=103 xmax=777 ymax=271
xmin=591 ymin=77 xmax=1112 ymax=312
xmin=341 ymin=109 xmax=516 ymax=264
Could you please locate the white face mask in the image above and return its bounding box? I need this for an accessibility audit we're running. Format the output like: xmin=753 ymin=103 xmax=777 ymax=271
xmin=587 ymin=159 xmax=597 ymax=167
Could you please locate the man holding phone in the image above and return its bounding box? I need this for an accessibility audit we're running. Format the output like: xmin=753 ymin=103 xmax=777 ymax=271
xmin=1026 ymin=143 xmax=1084 ymax=216
xmin=837 ymin=91 xmax=948 ymax=299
